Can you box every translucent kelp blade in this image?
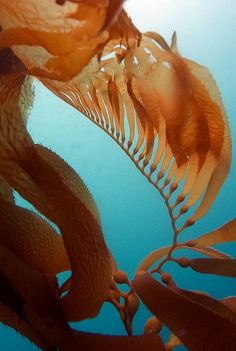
[191,120,231,221]
[132,273,236,351]
[182,58,231,220]
[0,0,125,81]
[74,331,166,351]
[0,198,70,274]
[195,219,236,246]
[99,0,125,33]
[146,34,228,216]
[188,258,236,277]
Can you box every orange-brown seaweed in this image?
[0,1,235,350]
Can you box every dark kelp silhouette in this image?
[0,1,235,350]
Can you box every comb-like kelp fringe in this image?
[41,30,230,237]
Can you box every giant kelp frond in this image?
[0,1,234,350]
[0,1,229,233]
[42,29,231,235]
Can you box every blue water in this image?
[1,1,235,350]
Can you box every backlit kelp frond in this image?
[0,1,230,234]
[0,0,127,81]
[0,1,235,351]
[42,29,231,234]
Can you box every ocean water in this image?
[0,1,235,350]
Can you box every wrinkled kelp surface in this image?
[0,1,235,350]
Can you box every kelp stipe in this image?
[0,1,235,350]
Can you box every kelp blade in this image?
[132,273,236,351]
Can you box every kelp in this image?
[132,273,236,351]
[0,1,235,350]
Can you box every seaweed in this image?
[0,1,235,350]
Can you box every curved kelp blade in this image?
[195,218,236,246]
[132,273,236,351]
[188,258,236,277]
[0,198,70,275]
[9,145,112,322]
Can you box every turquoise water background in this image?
[0,1,235,350]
